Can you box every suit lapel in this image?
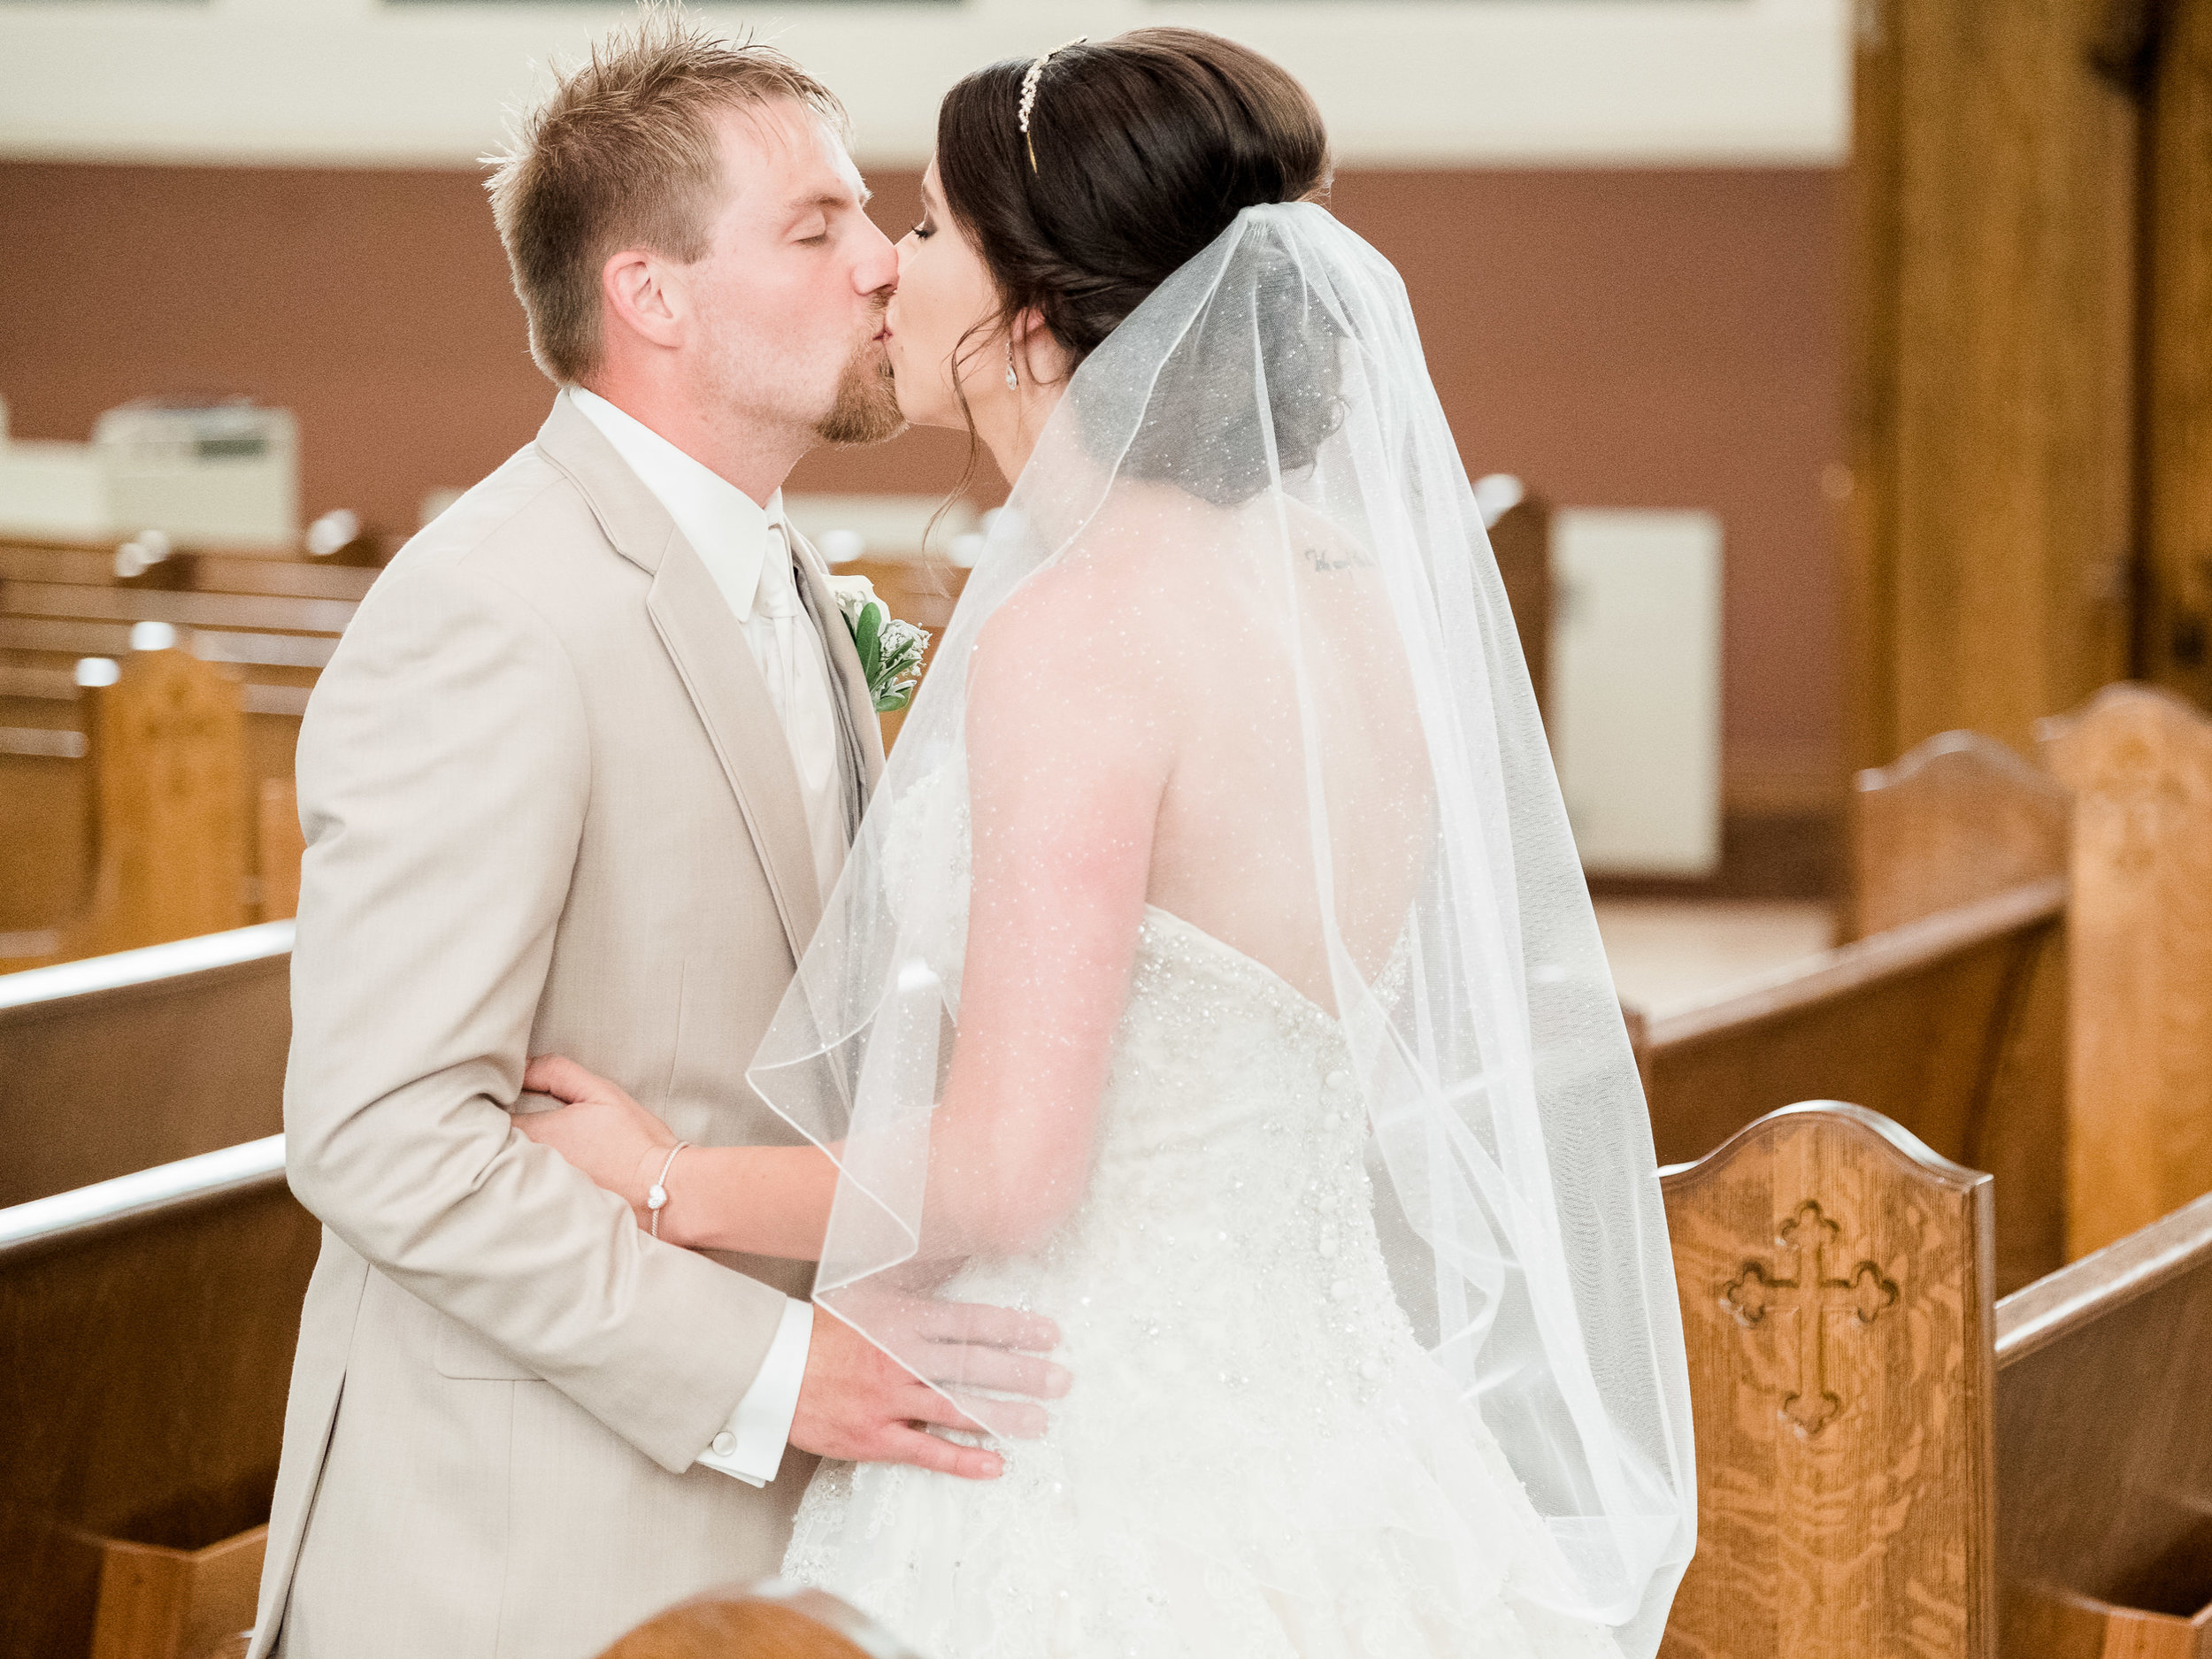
[791,534,888,796]
[535,396,824,963]
[645,546,823,964]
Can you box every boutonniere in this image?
[827,574,929,713]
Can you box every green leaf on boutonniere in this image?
[854,600,883,680]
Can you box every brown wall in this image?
[0,160,1842,801]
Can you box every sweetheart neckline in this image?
[1139,902,1342,1028]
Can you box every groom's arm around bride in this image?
[247,23,1052,1659]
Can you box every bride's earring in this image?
[1004,343,1019,391]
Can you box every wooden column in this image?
[1848,0,2139,767]
[2142,0,2212,707]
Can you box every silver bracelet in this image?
[647,1141,690,1240]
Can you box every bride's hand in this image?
[514,1055,677,1233]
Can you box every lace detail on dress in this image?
[783,908,1624,1659]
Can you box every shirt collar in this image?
[567,387,786,623]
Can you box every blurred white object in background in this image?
[0,395,111,538]
[1548,508,1724,878]
[818,528,865,565]
[127,620,178,653]
[784,493,980,564]
[114,528,173,578]
[93,399,298,550]
[0,394,301,549]
[304,507,361,557]
[1472,472,1525,527]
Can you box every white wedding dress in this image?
[782,905,1623,1659]
[756,204,1694,1659]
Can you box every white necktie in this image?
[755,524,847,899]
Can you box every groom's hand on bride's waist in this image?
[788,1302,1068,1480]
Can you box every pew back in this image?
[1994,1189,2212,1654]
[1848,730,2069,941]
[0,1140,319,1659]
[1659,1102,1996,1659]
[1635,880,2066,1294]
[0,925,292,1208]
[2040,684,2212,1258]
[0,648,261,972]
[595,1583,924,1659]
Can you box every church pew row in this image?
[1847,684,2212,1263]
[0,1135,317,1659]
[1661,1102,2212,1659]
[1630,878,2067,1294]
[0,923,292,1209]
[0,648,278,972]
[557,1103,2212,1658]
[2039,686,2212,1257]
[0,539,381,605]
[595,1582,924,1659]
[1847,728,2070,941]
[1995,1186,2212,1653]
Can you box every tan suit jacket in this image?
[250,396,886,1659]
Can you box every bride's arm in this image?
[511,1056,837,1258]
[918,575,1171,1256]
[518,571,1171,1262]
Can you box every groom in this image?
[250,20,1055,1659]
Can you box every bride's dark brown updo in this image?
[936,28,1333,372]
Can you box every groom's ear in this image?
[601,248,687,353]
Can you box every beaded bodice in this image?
[941,906,1409,1419]
[783,907,1624,1659]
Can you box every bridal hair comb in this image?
[1019,36,1088,173]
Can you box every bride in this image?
[521,27,1694,1657]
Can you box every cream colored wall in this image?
[0,0,1849,168]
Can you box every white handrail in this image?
[0,920,294,1012]
[0,1133,287,1250]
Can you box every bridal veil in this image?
[751,202,1695,1654]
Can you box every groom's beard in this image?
[817,324,905,448]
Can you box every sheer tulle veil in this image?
[751,202,1695,1652]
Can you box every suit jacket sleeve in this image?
[283,558,790,1474]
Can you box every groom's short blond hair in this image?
[487,7,845,384]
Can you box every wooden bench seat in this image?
[0,1136,319,1659]
[596,1582,924,1659]
[1656,1098,2212,1658]
[0,924,292,1208]
[1633,878,2067,1294]
[1995,1187,2212,1655]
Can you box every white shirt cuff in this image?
[694,1296,813,1487]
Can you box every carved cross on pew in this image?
[1722,1201,1901,1436]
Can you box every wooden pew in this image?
[1848,729,2069,941]
[1658,1102,2212,1657]
[1994,1187,2212,1654]
[0,924,292,1208]
[596,1582,924,1659]
[0,644,257,972]
[1,544,348,926]
[1632,879,2067,1294]
[1485,488,1551,723]
[2039,685,2212,1258]
[1659,1102,1996,1656]
[0,1136,319,1659]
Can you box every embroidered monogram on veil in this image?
[784,904,1620,1657]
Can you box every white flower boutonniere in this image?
[828,574,930,713]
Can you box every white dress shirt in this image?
[569,386,841,1486]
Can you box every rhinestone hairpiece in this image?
[1018,35,1088,173]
